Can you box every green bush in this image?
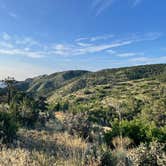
[105,119,166,146]
[9,92,50,128]
[100,151,112,166]
[0,111,18,143]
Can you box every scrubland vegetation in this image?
[0,64,166,165]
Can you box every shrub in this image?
[100,150,112,166]
[111,149,131,166]
[0,111,18,143]
[128,142,166,166]
[10,92,50,128]
[63,112,92,140]
[105,119,166,146]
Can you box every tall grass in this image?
[0,129,88,166]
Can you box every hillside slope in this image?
[14,64,166,126]
[16,70,90,96]
[17,64,166,99]
[45,64,166,127]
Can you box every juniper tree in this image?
[2,77,16,105]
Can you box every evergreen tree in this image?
[2,77,16,105]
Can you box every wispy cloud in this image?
[0,49,44,58]
[53,32,161,56]
[52,40,133,56]
[15,37,41,47]
[129,56,166,64]
[77,42,93,47]
[91,34,115,41]
[92,0,114,16]
[0,1,18,19]
[106,49,144,58]
[133,0,142,7]
[115,52,144,57]
[0,33,44,58]
[0,32,161,58]
[76,37,89,42]
[8,12,17,19]
[92,0,144,15]
[2,32,11,40]
[0,32,164,80]
[76,34,114,42]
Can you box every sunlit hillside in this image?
[0,64,166,165]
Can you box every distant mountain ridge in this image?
[16,70,90,96]
[15,64,166,98]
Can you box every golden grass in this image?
[55,112,66,122]
[55,132,87,150]
[0,129,88,166]
[0,148,37,166]
[112,137,133,150]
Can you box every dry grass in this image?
[0,129,88,166]
[112,137,133,150]
[0,148,37,166]
[55,132,87,150]
[55,112,66,122]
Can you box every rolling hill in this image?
[16,64,166,97]
[12,64,165,125]
[1,64,166,121]
[0,64,166,165]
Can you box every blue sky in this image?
[0,0,166,80]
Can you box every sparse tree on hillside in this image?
[2,77,16,105]
[37,96,48,112]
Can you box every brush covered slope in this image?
[15,64,166,122]
[0,64,166,166]
[16,70,90,96]
[44,64,166,126]
[2,64,166,120]
[15,64,166,127]
[19,64,166,97]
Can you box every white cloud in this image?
[0,32,162,58]
[0,41,13,48]
[2,32,11,40]
[133,0,142,7]
[52,32,161,56]
[92,0,144,15]
[0,48,44,58]
[115,52,144,57]
[76,37,89,42]
[136,32,161,41]
[106,49,116,54]
[106,49,144,58]
[15,37,41,46]
[82,41,133,53]
[0,33,45,58]
[0,31,164,80]
[76,34,114,42]
[76,32,159,44]
[52,40,133,56]
[90,34,114,42]
[93,0,113,16]
[129,56,166,64]
[77,42,93,47]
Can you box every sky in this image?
[0,0,166,80]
